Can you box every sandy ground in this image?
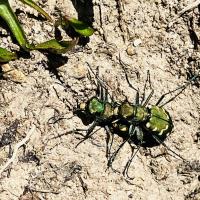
[0,0,200,199]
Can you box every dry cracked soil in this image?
[0,0,200,199]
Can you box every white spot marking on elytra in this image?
[153,127,158,132]
[149,116,153,122]
[146,122,151,128]
[158,125,169,135]
[121,127,127,132]
[159,129,164,135]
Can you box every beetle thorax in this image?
[102,103,114,119]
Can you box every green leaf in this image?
[0,47,17,62]
[59,16,94,37]
[34,39,78,54]
[19,0,52,21]
[0,0,52,51]
[0,0,29,50]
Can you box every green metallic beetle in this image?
[106,60,199,179]
[75,61,199,179]
[112,103,173,142]
[107,100,175,177]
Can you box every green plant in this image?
[0,0,94,62]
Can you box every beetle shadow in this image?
[73,109,95,126]
[45,52,69,83]
[187,17,200,50]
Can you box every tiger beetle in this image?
[106,58,199,179]
[74,60,199,179]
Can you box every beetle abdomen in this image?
[144,105,173,137]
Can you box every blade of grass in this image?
[34,38,78,54]
[0,47,17,62]
[56,16,94,37]
[19,0,52,21]
[67,17,94,36]
[0,0,31,50]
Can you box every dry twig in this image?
[0,125,36,175]
[168,0,200,28]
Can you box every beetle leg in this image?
[104,125,115,159]
[156,71,199,106]
[75,121,99,147]
[123,145,140,180]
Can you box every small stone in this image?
[133,39,142,47]
[1,64,26,83]
[128,193,133,198]
[126,45,136,56]
[2,37,8,44]
[71,64,88,79]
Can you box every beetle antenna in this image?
[156,70,200,106]
[141,70,154,106]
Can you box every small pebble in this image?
[1,64,26,83]
[126,45,136,56]
[71,64,88,79]
[133,39,142,47]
